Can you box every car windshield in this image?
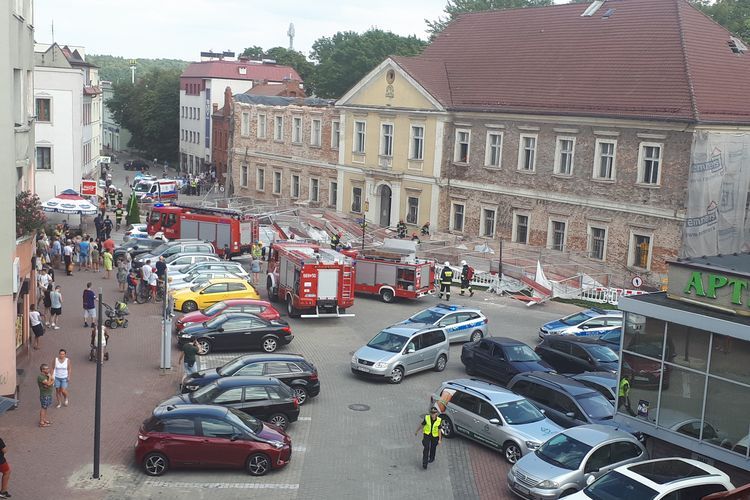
[582,471,658,500]
[205,315,227,329]
[576,393,615,420]
[190,384,222,404]
[217,357,247,376]
[367,330,408,353]
[407,309,444,324]
[203,302,227,316]
[536,433,592,470]
[226,407,263,434]
[599,330,621,344]
[586,345,619,362]
[151,243,171,255]
[560,311,594,326]
[496,399,545,425]
[189,283,205,292]
[134,182,150,192]
[505,344,541,362]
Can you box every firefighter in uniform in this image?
[330,232,341,250]
[116,188,123,206]
[114,204,124,231]
[460,260,474,297]
[438,262,454,301]
[415,408,442,469]
[396,220,407,239]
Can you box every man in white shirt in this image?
[140,260,152,300]
[63,241,74,276]
[37,268,50,307]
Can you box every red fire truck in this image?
[146,203,259,257]
[266,241,355,318]
[347,241,435,303]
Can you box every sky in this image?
[34,0,568,61]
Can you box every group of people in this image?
[122,257,167,303]
[438,260,475,301]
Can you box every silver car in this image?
[351,324,450,384]
[431,379,563,464]
[169,261,249,282]
[169,271,247,291]
[397,303,488,343]
[507,424,647,499]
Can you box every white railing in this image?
[579,287,647,305]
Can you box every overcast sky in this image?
[34,0,568,61]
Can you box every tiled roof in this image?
[395,0,750,124]
[234,94,333,107]
[181,60,301,83]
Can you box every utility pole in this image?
[160,277,172,371]
[93,289,103,479]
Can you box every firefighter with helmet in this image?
[460,260,474,297]
[438,262,454,301]
[330,232,341,250]
[396,220,407,239]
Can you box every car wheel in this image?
[503,441,523,464]
[388,366,404,384]
[246,453,271,476]
[262,336,279,353]
[434,354,447,372]
[292,386,308,405]
[182,300,197,313]
[143,452,169,476]
[440,416,455,438]
[380,288,395,303]
[268,413,289,429]
[470,330,483,343]
[286,296,300,318]
[196,338,212,355]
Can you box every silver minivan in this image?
[351,324,450,384]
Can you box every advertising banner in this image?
[81,180,97,196]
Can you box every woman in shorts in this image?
[49,285,62,330]
[30,304,44,350]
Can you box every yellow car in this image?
[172,278,259,313]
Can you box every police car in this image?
[396,304,488,343]
[539,308,622,340]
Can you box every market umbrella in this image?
[41,189,98,216]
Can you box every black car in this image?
[160,376,299,429]
[570,371,617,405]
[114,239,163,264]
[461,337,555,386]
[535,336,619,374]
[181,353,320,404]
[124,159,150,171]
[596,329,621,350]
[507,371,614,428]
[177,312,292,355]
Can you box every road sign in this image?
[631,276,643,288]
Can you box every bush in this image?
[16,191,46,237]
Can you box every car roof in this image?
[547,337,617,348]
[562,424,636,446]
[205,277,251,284]
[513,371,600,397]
[229,353,306,364]
[482,337,529,347]
[583,308,622,317]
[154,403,228,419]
[383,323,442,336]
[213,312,264,321]
[619,458,728,488]
[443,378,525,405]
[427,303,482,314]
[571,372,617,384]
[214,376,282,388]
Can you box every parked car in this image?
[656,409,732,449]
[540,308,622,340]
[113,238,163,264]
[135,404,291,476]
[136,240,215,263]
[169,271,247,291]
[123,223,149,241]
[507,372,615,428]
[396,303,488,343]
[176,299,280,333]
[507,424,647,499]
[169,265,248,287]
[172,278,260,313]
[163,252,221,271]
[569,457,734,500]
[535,336,619,375]
[461,337,554,386]
[180,353,319,404]
[176,312,292,354]
[124,159,150,171]
[570,372,617,405]
[596,329,621,350]
[159,376,299,429]
[431,379,562,463]
[169,260,248,279]
[351,324,450,384]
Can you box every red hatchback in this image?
[135,404,292,476]
[175,299,281,332]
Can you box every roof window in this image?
[581,0,605,17]
[238,67,247,75]
[728,37,747,55]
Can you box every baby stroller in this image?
[103,301,129,329]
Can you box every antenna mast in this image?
[287,23,295,51]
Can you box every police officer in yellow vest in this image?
[618,371,633,415]
[438,262,454,301]
[415,408,442,469]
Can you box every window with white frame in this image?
[589,226,607,261]
[36,98,51,122]
[451,203,465,232]
[329,181,338,206]
[380,123,393,156]
[410,125,424,160]
[36,146,52,170]
[240,165,248,187]
[292,117,302,143]
[331,121,340,149]
[481,208,496,237]
[513,213,529,244]
[241,112,251,136]
[273,171,282,194]
[518,134,537,171]
[274,116,284,141]
[485,132,503,168]
[351,186,362,213]
[548,220,567,251]
[629,232,652,270]
[454,130,470,163]
[257,114,267,139]
[291,174,300,198]
[354,121,366,154]
[554,137,575,175]
[311,119,321,146]
[406,196,419,224]
[638,143,662,185]
[256,168,265,191]
[594,139,617,180]
[310,178,319,202]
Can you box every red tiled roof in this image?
[395,0,750,124]
[181,60,301,83]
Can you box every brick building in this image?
[211,87,233,188]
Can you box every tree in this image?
[264,47,316,87]
[691,0,750,43]
[240,46,264,60]
[16,191,46,237]
[86,55,188,85]
[308,29,426,99]
[426,0,554,37]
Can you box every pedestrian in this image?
[178,339,200,375]
[82,282,96,327]
[90,238,100,273]
[223,244,230,260]
[459,260,474,297]
[0,436,11,498]
[421,221,430,237]
[52,349,70,408]
[116,261,128,292]
[125,174,130,187]
[114,204,124,231]
[38,364,54,427]
[30,304,45,350]
[36,267,50,307]
[438,262,454,301]
[103,216,113,240]
[397,220,407,239]
[102,249,113,279]
[50,285,62,330]
[155,255,167,280]
[147,267,158,302]
[127,270,138,303]
[42,283,53,325]
[78,236,90,271]
[618,370,633,415]
[102,237,115,255]
[63,240,73,276]
[415,407,442,469]
[50,237,61,269]
[251,257,261,285]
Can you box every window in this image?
[311,119,321,146]
[554,137,575,175]
[589,226,607,260]
[518,134,537,171]
[549,220,567,251]
[240,165,248,187]
[513,213,529,244]
[83,102,91,125]
[310,178,319,202]
[485,132,503,168]
[292,117,302,143]
[380,123,393,156]
[163,418,196,436]
[36,146,52,170]
[481,208,496,238]
[200,418,236,439]
[329,181,338,206]
[629,233,652,269]
[256,168,265,191]
[351,186,362,213]
[213,388,243,404]
[406,196,419,224]
[451,203,465,232]
[354,121,366,154]
[594,139,616,180]
[410,125,424,160]
[273,171,282,194]
[274,116,284,140]
[241,112,250,136]
[638,143,662,185]
[236,363,264,376]
[36,98,51,122]
[257,113,267,139]
[291,174,300,198]
[454,129,470,163]
[331,121,340,149]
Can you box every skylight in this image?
[729,37,747,55]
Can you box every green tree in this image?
[426,0,554,37]
[125,192,140,225]
[265,47,316,87]
[87,55,188,84]
[106,68,180,162]
[308,29,426,99]
[691,0,750,43]
[240,45,265,60]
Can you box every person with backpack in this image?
[460,260,474,297]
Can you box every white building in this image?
[34,43,102,201]
[179,53,301,175]
[101,80,131,152]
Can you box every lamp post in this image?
[93,289,103,479]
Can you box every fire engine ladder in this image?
[300,267,356,318]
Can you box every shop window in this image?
[710,333,750,386]
[704,377,750,457]
[655,366,706,434]
[665,324,709,372]
[624,316,666,361]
